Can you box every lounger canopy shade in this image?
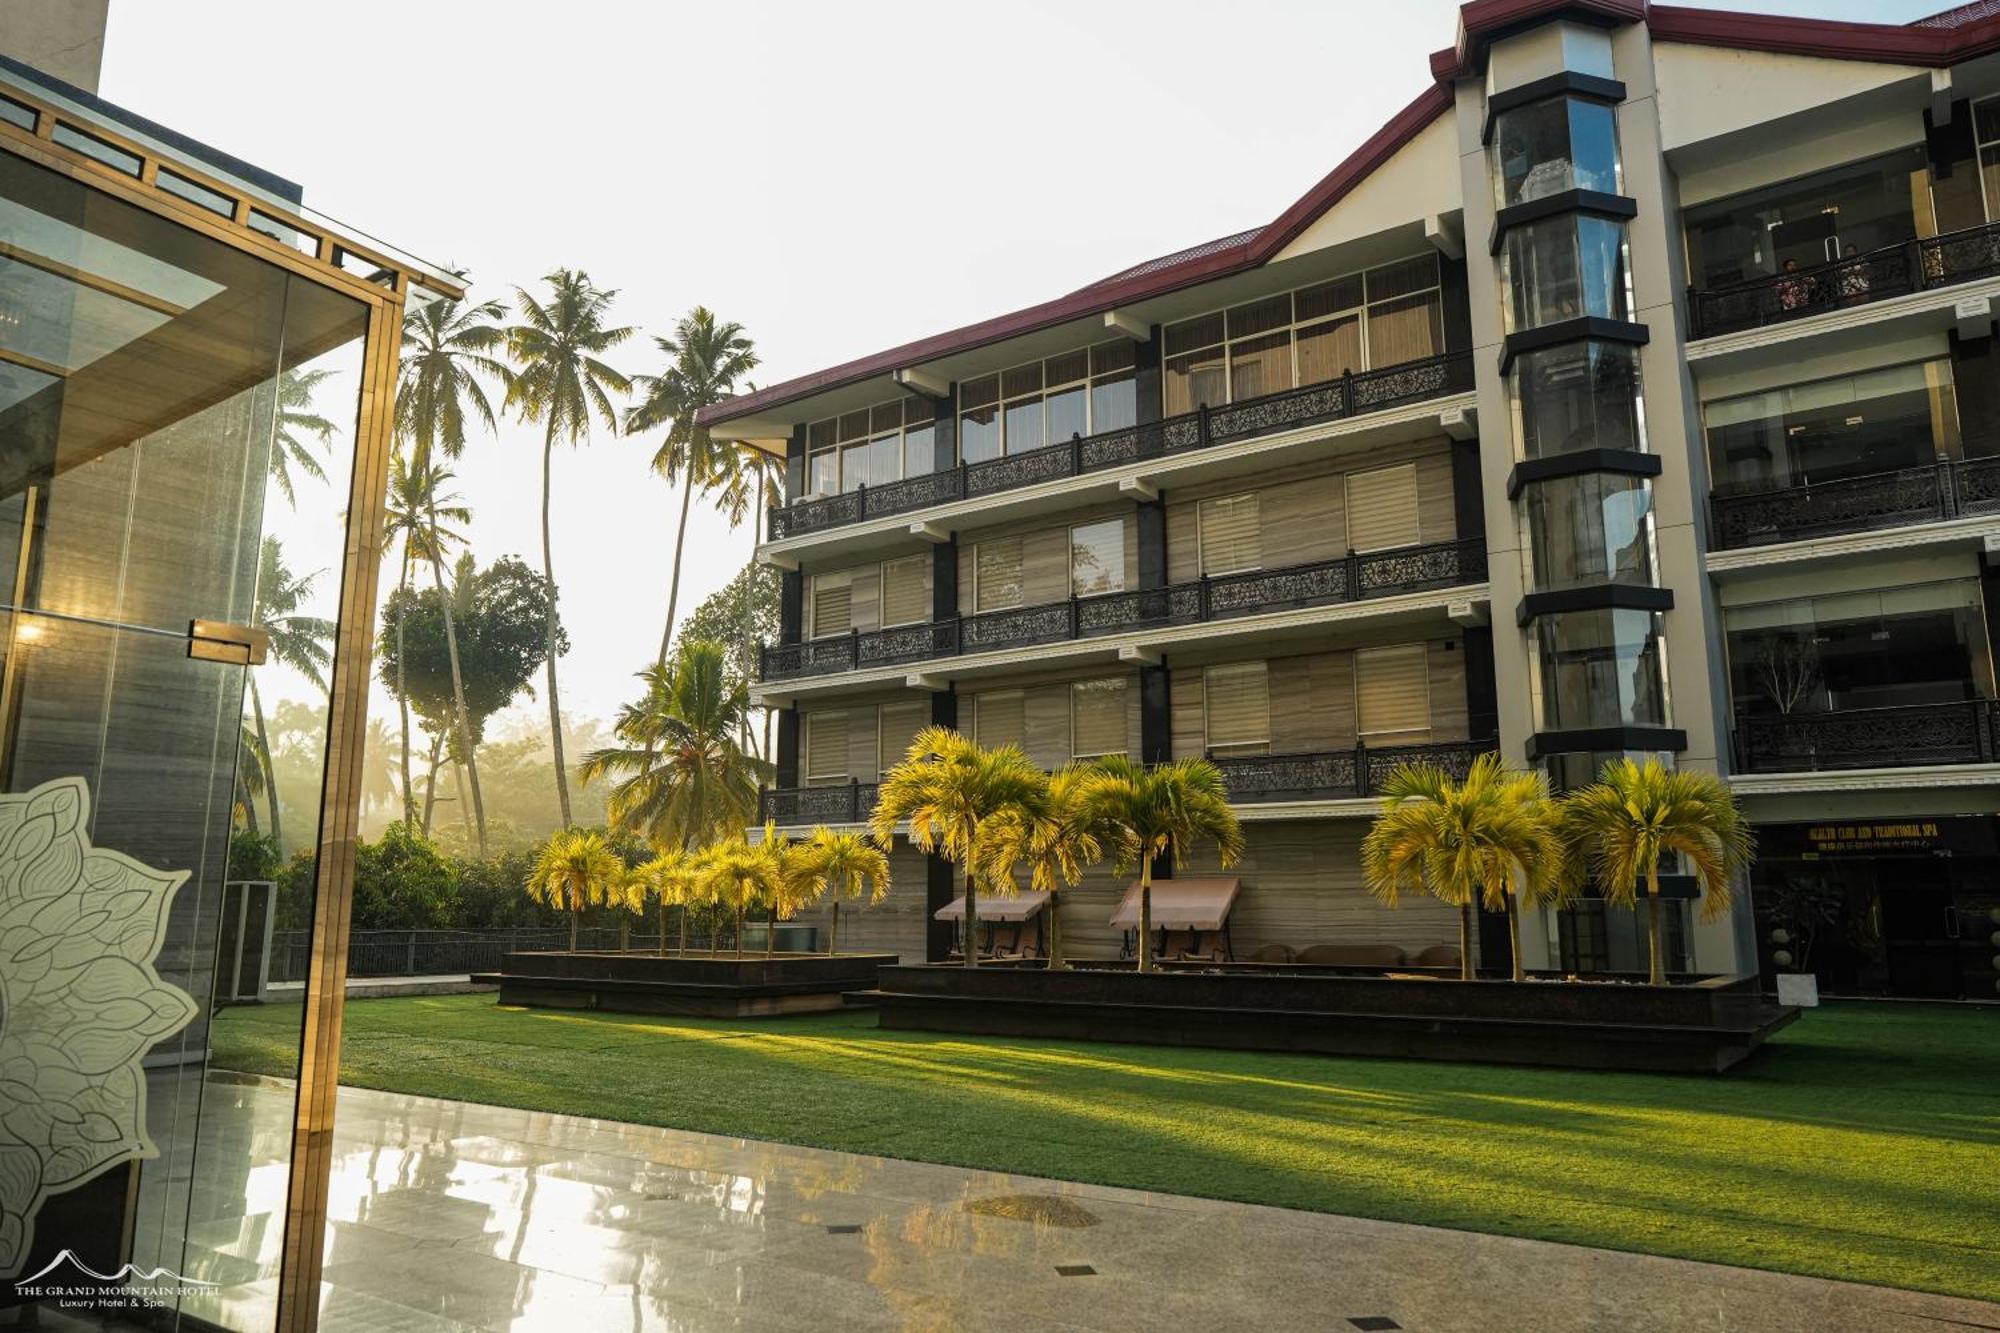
[934,891,1050,922]
[1109,878,1241,931]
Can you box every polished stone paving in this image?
[164,1078,2000,1333]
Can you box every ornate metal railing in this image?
[1733,700,1999,774]
[766,350,1474,540]
[1214,738,1490,804]
[1687,220,2000,339]
[1709,456,2000,550]
[760,780,881,826]
[760,537,1487,681]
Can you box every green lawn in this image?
[213,995,2000,1304]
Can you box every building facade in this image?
[705,0,2000,1002]
[0,16,455,1330]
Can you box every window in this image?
[805,398,935,497]
[804,711,850,785]
[1204,662,1271,757]
[973,690,1025,750]
[1502,214,1632,331]
[1702,359,1960,496]
[1682,146,1926,291]
[1070,518,1127,596]
[808,570,857,638]
[1198,493,1262,575]
[1356,645,1431,739]
[1345,464,1421,552]
[881,555,931,627]
[1512,340,1645,458]
[1492,96,1621,208]
[1533,608,1669,731]
[878,701,929,776]
[957,342,1137,465]
[1524,472,1655,591]
[1163,255,1444,414]
[1071,678,1129,760]
[974,536,1025,612]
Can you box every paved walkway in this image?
[174,1081,2000,1333]
[265,973,495,1001]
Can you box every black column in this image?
[1927,100,1983,234]
[1136,498,1166,590]
[932,539,958,622]
[1463,625,1498,742]
[1136,331,1162,425]
[775,708,800,789]
[1450,434,1485,541]
[929,689,957,731]
[779,569,803,644]
[784,422,806,505]
[930,394,956,472]
[1440,255,1473,353]
[926,852,957,962]
[1139,664,1171,764]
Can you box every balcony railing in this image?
[767,351,1475,540]
[758,738,1494,823]
[760,536,1487,682]
[1709,456,2000,551]
[1733,700,2000,774]
[1687,220,2000,339]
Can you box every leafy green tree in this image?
[624,308,759,666]
[578,639,765,852]
[1562,758,1753,985]
[1081,756,1245,974]
[871,727,1045,969]
[352,823,463,929]
[503,269,633,828]
[681,561,781,688]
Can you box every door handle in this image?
[188,619,269,666]
[1944,906,1961,940]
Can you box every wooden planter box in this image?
[476,950,899,1018]
[861,964,1798,1073]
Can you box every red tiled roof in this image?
[1912,0,2000,28]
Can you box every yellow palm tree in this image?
[1362,753,1568,982]
[525,828,627,951]
[1562,757,1754,985]
[870,727,1046,968]
[791,827,892,955]
[973,765,1105,969]
[696,834,783,958]
[633,848,701,956]
[1080,756,1244,974]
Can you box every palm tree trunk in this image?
[1047,893,1064,970]
[963,865,979,969]
[828,901,840,955]
[1646,864,1664,986]
[249,674,281,855]
[541,422,574,828]
[1138,862,1154,974]
[421,733,443,837]
[658,897,669,957]
[396,551,415,827]
[734,903,745,959]
[1507,896,1525,983]
[659,465,697,667]
[766,901,776,957]
[1458,900,1474,981]
[451,752,475,846]
[429,551,488,854]
[677,903,689,956]
[568,902,579,952]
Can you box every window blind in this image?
[975,537,1025,612]
[1071,678,1129,759]
[1204,663,1270,756]
[809,571,852,637]
[1356,645,1431,737]
[877,701,928,775]
[973,691,1026,751]
[1070,519,1127,596]
[804,711,850,784]
[1346,463,1420,552]
[1199,493,1262,575]
[881,555,930,627]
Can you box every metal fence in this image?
[267,924,821,983]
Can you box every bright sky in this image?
[101,0,1938,729]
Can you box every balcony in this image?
[767,351,1475,541]
[757,737,1494,825]
[1708,457,2000,551]
[760,537,1487,683]
[1732,700,2000,774]
[1686,221,2000,340]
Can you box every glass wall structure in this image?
[1682,147,1928,290]
[1703,359,1961,495]
[0,71,446,1332]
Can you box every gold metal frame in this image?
[1,76,449,1333]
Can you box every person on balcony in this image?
[1837,244,1871,305]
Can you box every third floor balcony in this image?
[1709,456,2000,552]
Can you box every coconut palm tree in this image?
[791,828,891,955]
[871,727,1046,968]
[1562,757,1754,986]
[247,537,334,854]
[1080,756,1244,974]
[503,269,633,829]
[578,639,766,851]
[525,828,627,951]
[624,308,759,666]
[397,292,509,464]
[974,765,1104,969]
[1362,753,1568,982]
[267,366,338,507]
[695,835,783,958]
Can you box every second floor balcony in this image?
[760,536,1487,684]
[1733,699,2000,774]
[1709,456,2000,551]
[765,351,1474,542]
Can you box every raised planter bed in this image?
[860,963,1798,1073]
[476,950,899,1018]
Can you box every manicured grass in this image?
[212,995,2000,1303]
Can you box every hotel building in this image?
[703,0,2000,1003]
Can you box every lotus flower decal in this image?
[0,778,198,1277]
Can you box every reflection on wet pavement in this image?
[166,1076,2000,1332]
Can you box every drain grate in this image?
[825,1224,862,1235]
[1054,1264,1096,1277]
[1347,1319,1401,1331]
